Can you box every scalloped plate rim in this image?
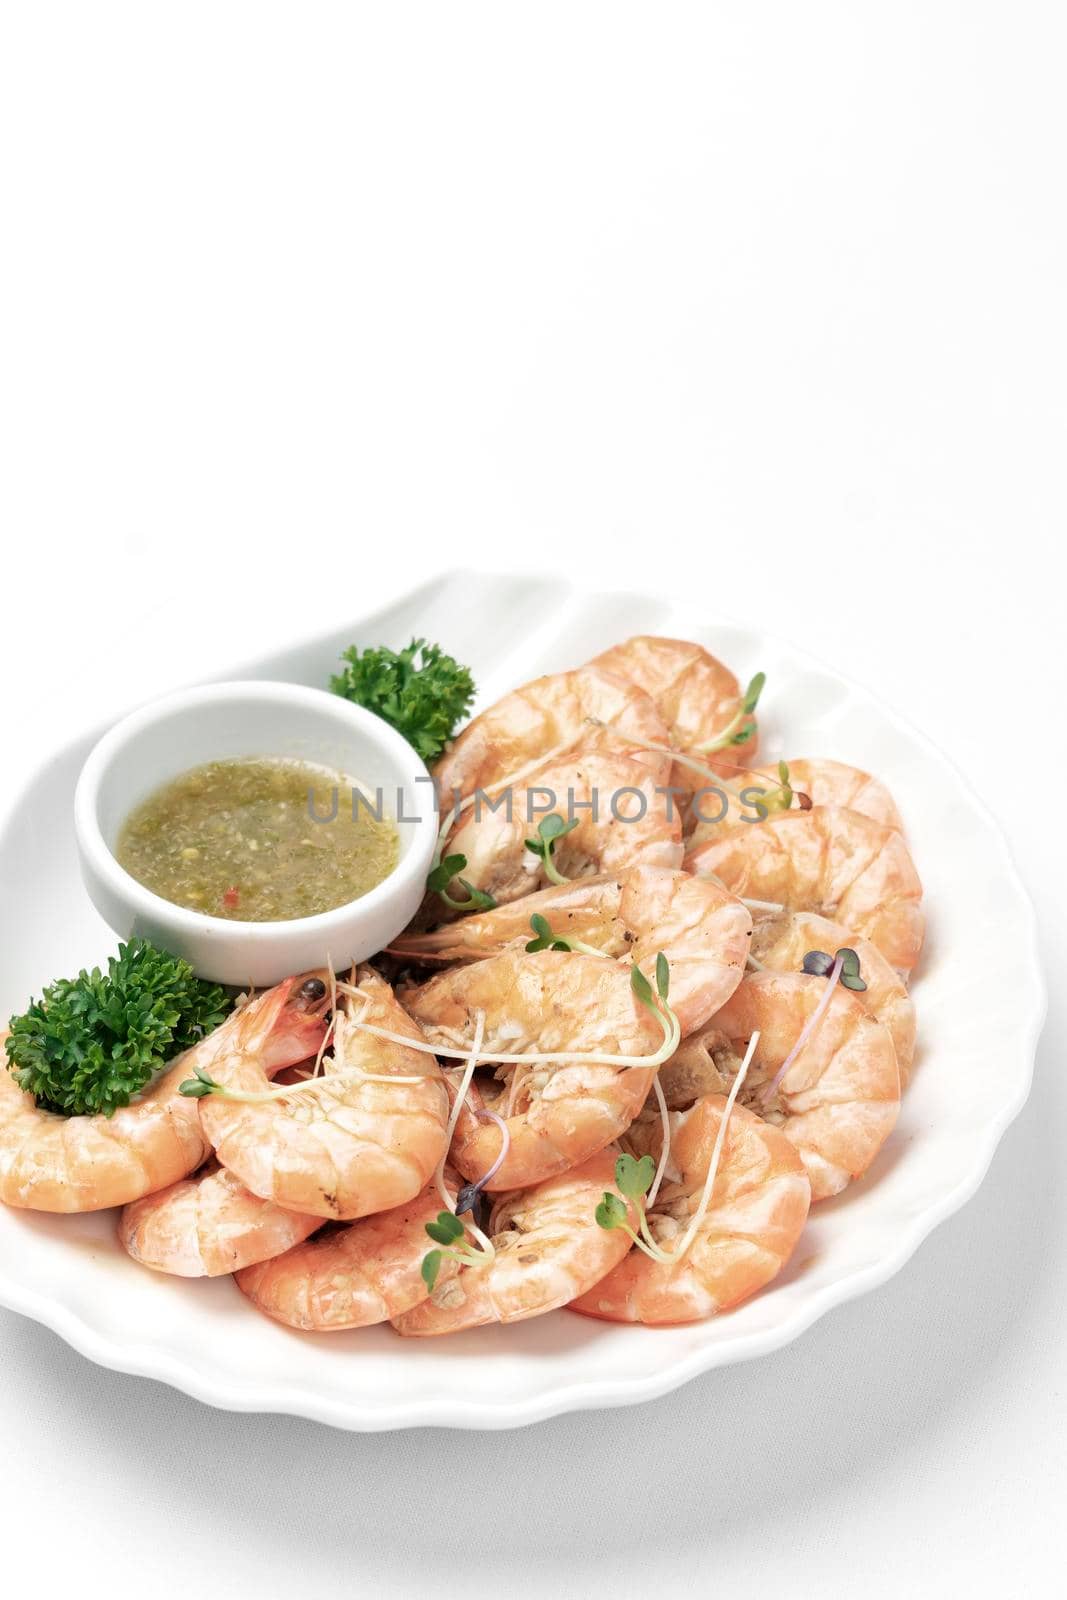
[0,571,1045,1430]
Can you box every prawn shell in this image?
[235,1180,458,1331]
[750,909,917,1085]
[714,970,902,1201]
[686,804,924,973]
[396,865,752,1038]
[428,750,683,919]
[200,968,449,1221]
[392,1149,633,1336]
[570,1097,811,1325]
[119,1161,320,1277]
[0,1054,210,1213]
[588,634,758,789]
[404,949,667,1191]
[0,976,329,1213]
[687,758,904,846]
[432,664,671,801]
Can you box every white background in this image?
[1,4,1064,1596]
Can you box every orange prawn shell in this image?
[570,1096,810,1325]
[751,909,917,1085]
[200,968,449,1221]
[686,804,924,973]
[589,634,758,790]
[403,949,667,1191]
[393,1149,634,1336]
[687,758,904,846]
[0,978,329,1214]
[432,751,683,917]
[236,1180,458,1331]
[397,865,752,1039]
[118,1161,320,1277]
[713,970,901,1200]
[432,664,671,801]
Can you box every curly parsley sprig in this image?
[330,637,475,762]
[5,939,232,1118]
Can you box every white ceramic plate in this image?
[0,572,1044,1430]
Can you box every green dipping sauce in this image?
[116,758,399,922]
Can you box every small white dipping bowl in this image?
[74,681,439,986]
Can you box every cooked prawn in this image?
[200,967,449,1220]
[397,863,751,1034]
[392,1149,634,1336]
[429,751,682,916]
[661,970,900,1200]
[119,1160,320,1277]
[432,663,670,802]
[686,804,924,973]
[688,757,904,845]
[750,909,916,1084]
[236,1179,458,1330]
[0,977,330,1213]
[402,949,669,1191]
[570,1095,810,1324]
[588,634,758,791]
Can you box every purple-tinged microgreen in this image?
[757,954,847,1109]
[453,1106,511,1227]
[524,814,579,885]
[426,853,497,912]
[426,1008,498,1283]
[802,946,867,992]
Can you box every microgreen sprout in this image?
[802,946,866,991]
[525,913,604,958]
[695,672,766,754]
[179,1067,222,1099]
[594,1152,666,1257]
[758,761,794,817]
[421,1210,489,1290]
[426,853,497,912]
[647,1074,672,1207]
[524,814,579,885]
[628,955,681,1068]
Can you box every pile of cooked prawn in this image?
[0,636,922,1333]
